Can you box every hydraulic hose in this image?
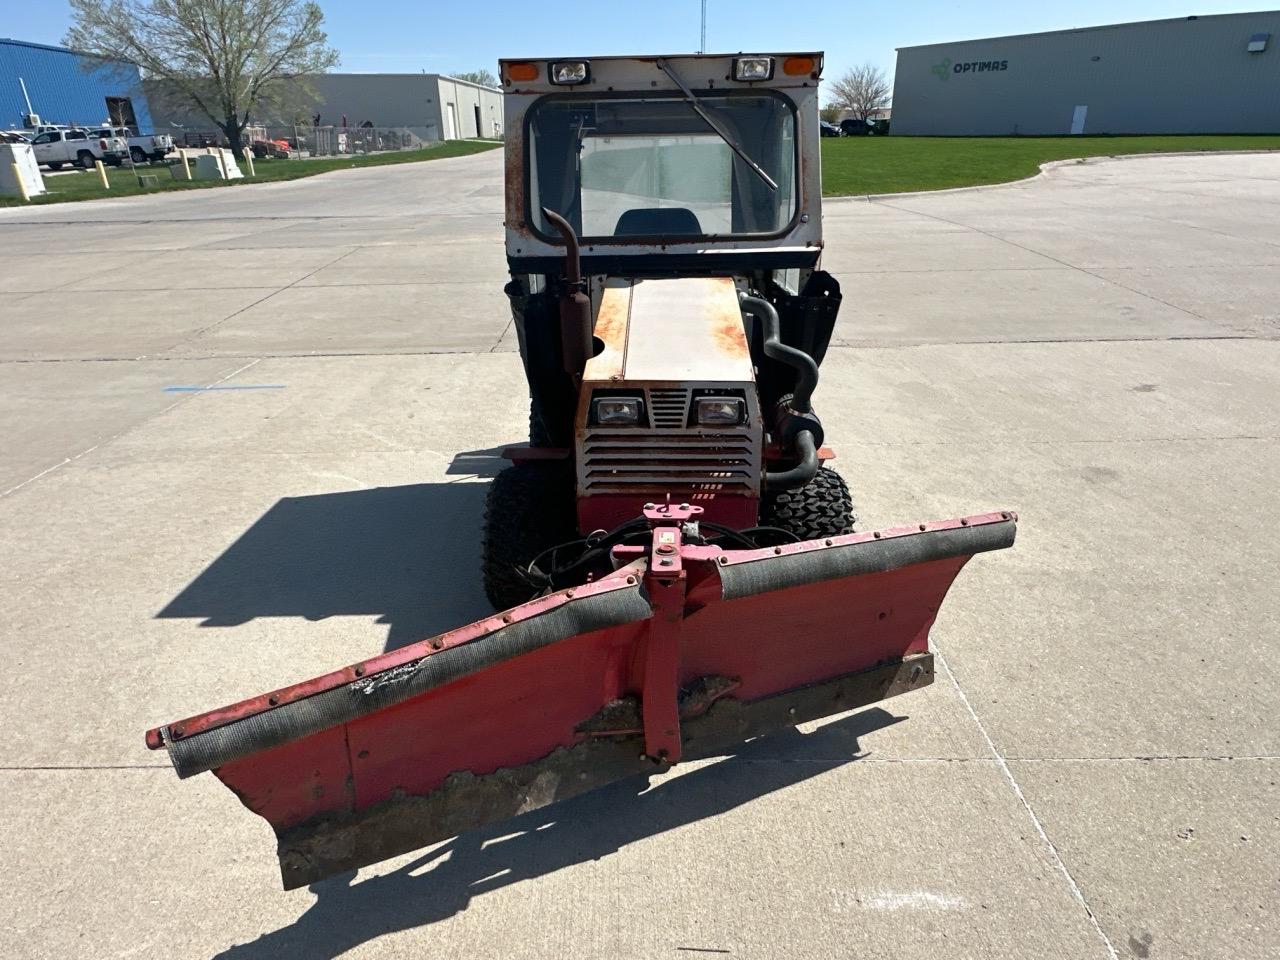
[764,429,819,490]
[739,293,818,413]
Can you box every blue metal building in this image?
[1,38,154,132]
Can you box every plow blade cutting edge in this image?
[146,509,1016,888]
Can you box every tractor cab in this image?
[497,54,845,600]
[501,53,824,277]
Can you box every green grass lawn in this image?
[2,139,502,208]
[11,133,1277,208]
[821,135,1280,196]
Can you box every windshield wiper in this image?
[655,58,779,193]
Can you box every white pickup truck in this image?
[91,126,176,164]
[28,127,129,170]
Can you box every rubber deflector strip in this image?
[717,520,1017,601]
[166,586,652,778]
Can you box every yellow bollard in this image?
[95,160,110,190]
[241,146,256,176]
[178,148,192,180]
[10,162,30,202]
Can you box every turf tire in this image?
[482,460,575,611]
[762,466,856,541]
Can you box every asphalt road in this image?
[1,150,1277,960]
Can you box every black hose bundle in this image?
[521,519,802,592]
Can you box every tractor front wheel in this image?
[762,466,856,541]
[482,460,575,611]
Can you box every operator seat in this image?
[614,207,703,237]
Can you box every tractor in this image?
[145,52,1016,889]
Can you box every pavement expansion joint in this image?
[0,357,262,501]
[172,248,364,348]
[936,649,1122,960]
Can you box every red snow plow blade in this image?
[146,507,1015,889]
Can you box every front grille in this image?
[581,431,758,493]
[647,389,689,429]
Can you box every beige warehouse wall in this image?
[432,78,503,139]
[892,11,1280,136]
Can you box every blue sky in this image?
[3,0,1266,95]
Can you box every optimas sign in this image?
[931,57,1010,80]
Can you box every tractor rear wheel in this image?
[762,467,856,541]
[482,460,575,611]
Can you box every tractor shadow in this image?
[157,479,493,652]
[212,708,904,960]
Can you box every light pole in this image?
[699,0,707,53]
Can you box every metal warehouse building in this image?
[1,38,153,132]
[306,74,503,140]
[891,11,1280,136]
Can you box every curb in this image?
[823,148,1280,203]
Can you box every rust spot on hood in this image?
[708,282,749,358]
[583,282,632,381]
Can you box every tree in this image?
[819,104,841,124]
[828,63,891,122]
[452,69,498,88]
[65,0,339,157]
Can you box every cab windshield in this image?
[527,93,797,242]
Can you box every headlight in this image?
[550,61,590,85]
[733,56,774,81]
[695,397,745,426]
[592,397,642,425]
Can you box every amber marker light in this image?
[506,62,539,82]
[783,56,816,76]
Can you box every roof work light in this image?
[733,56,774,81]
[550,61,591,84]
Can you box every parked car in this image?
[819,120,843,137]
[91,126,175,164]
[839,117,890,137]
[29,127,129,169]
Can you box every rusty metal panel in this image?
[623,277,752,382]
[573,279,764,526]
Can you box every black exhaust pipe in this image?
[541,207,593,379]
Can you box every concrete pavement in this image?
[1,150,1277,959]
